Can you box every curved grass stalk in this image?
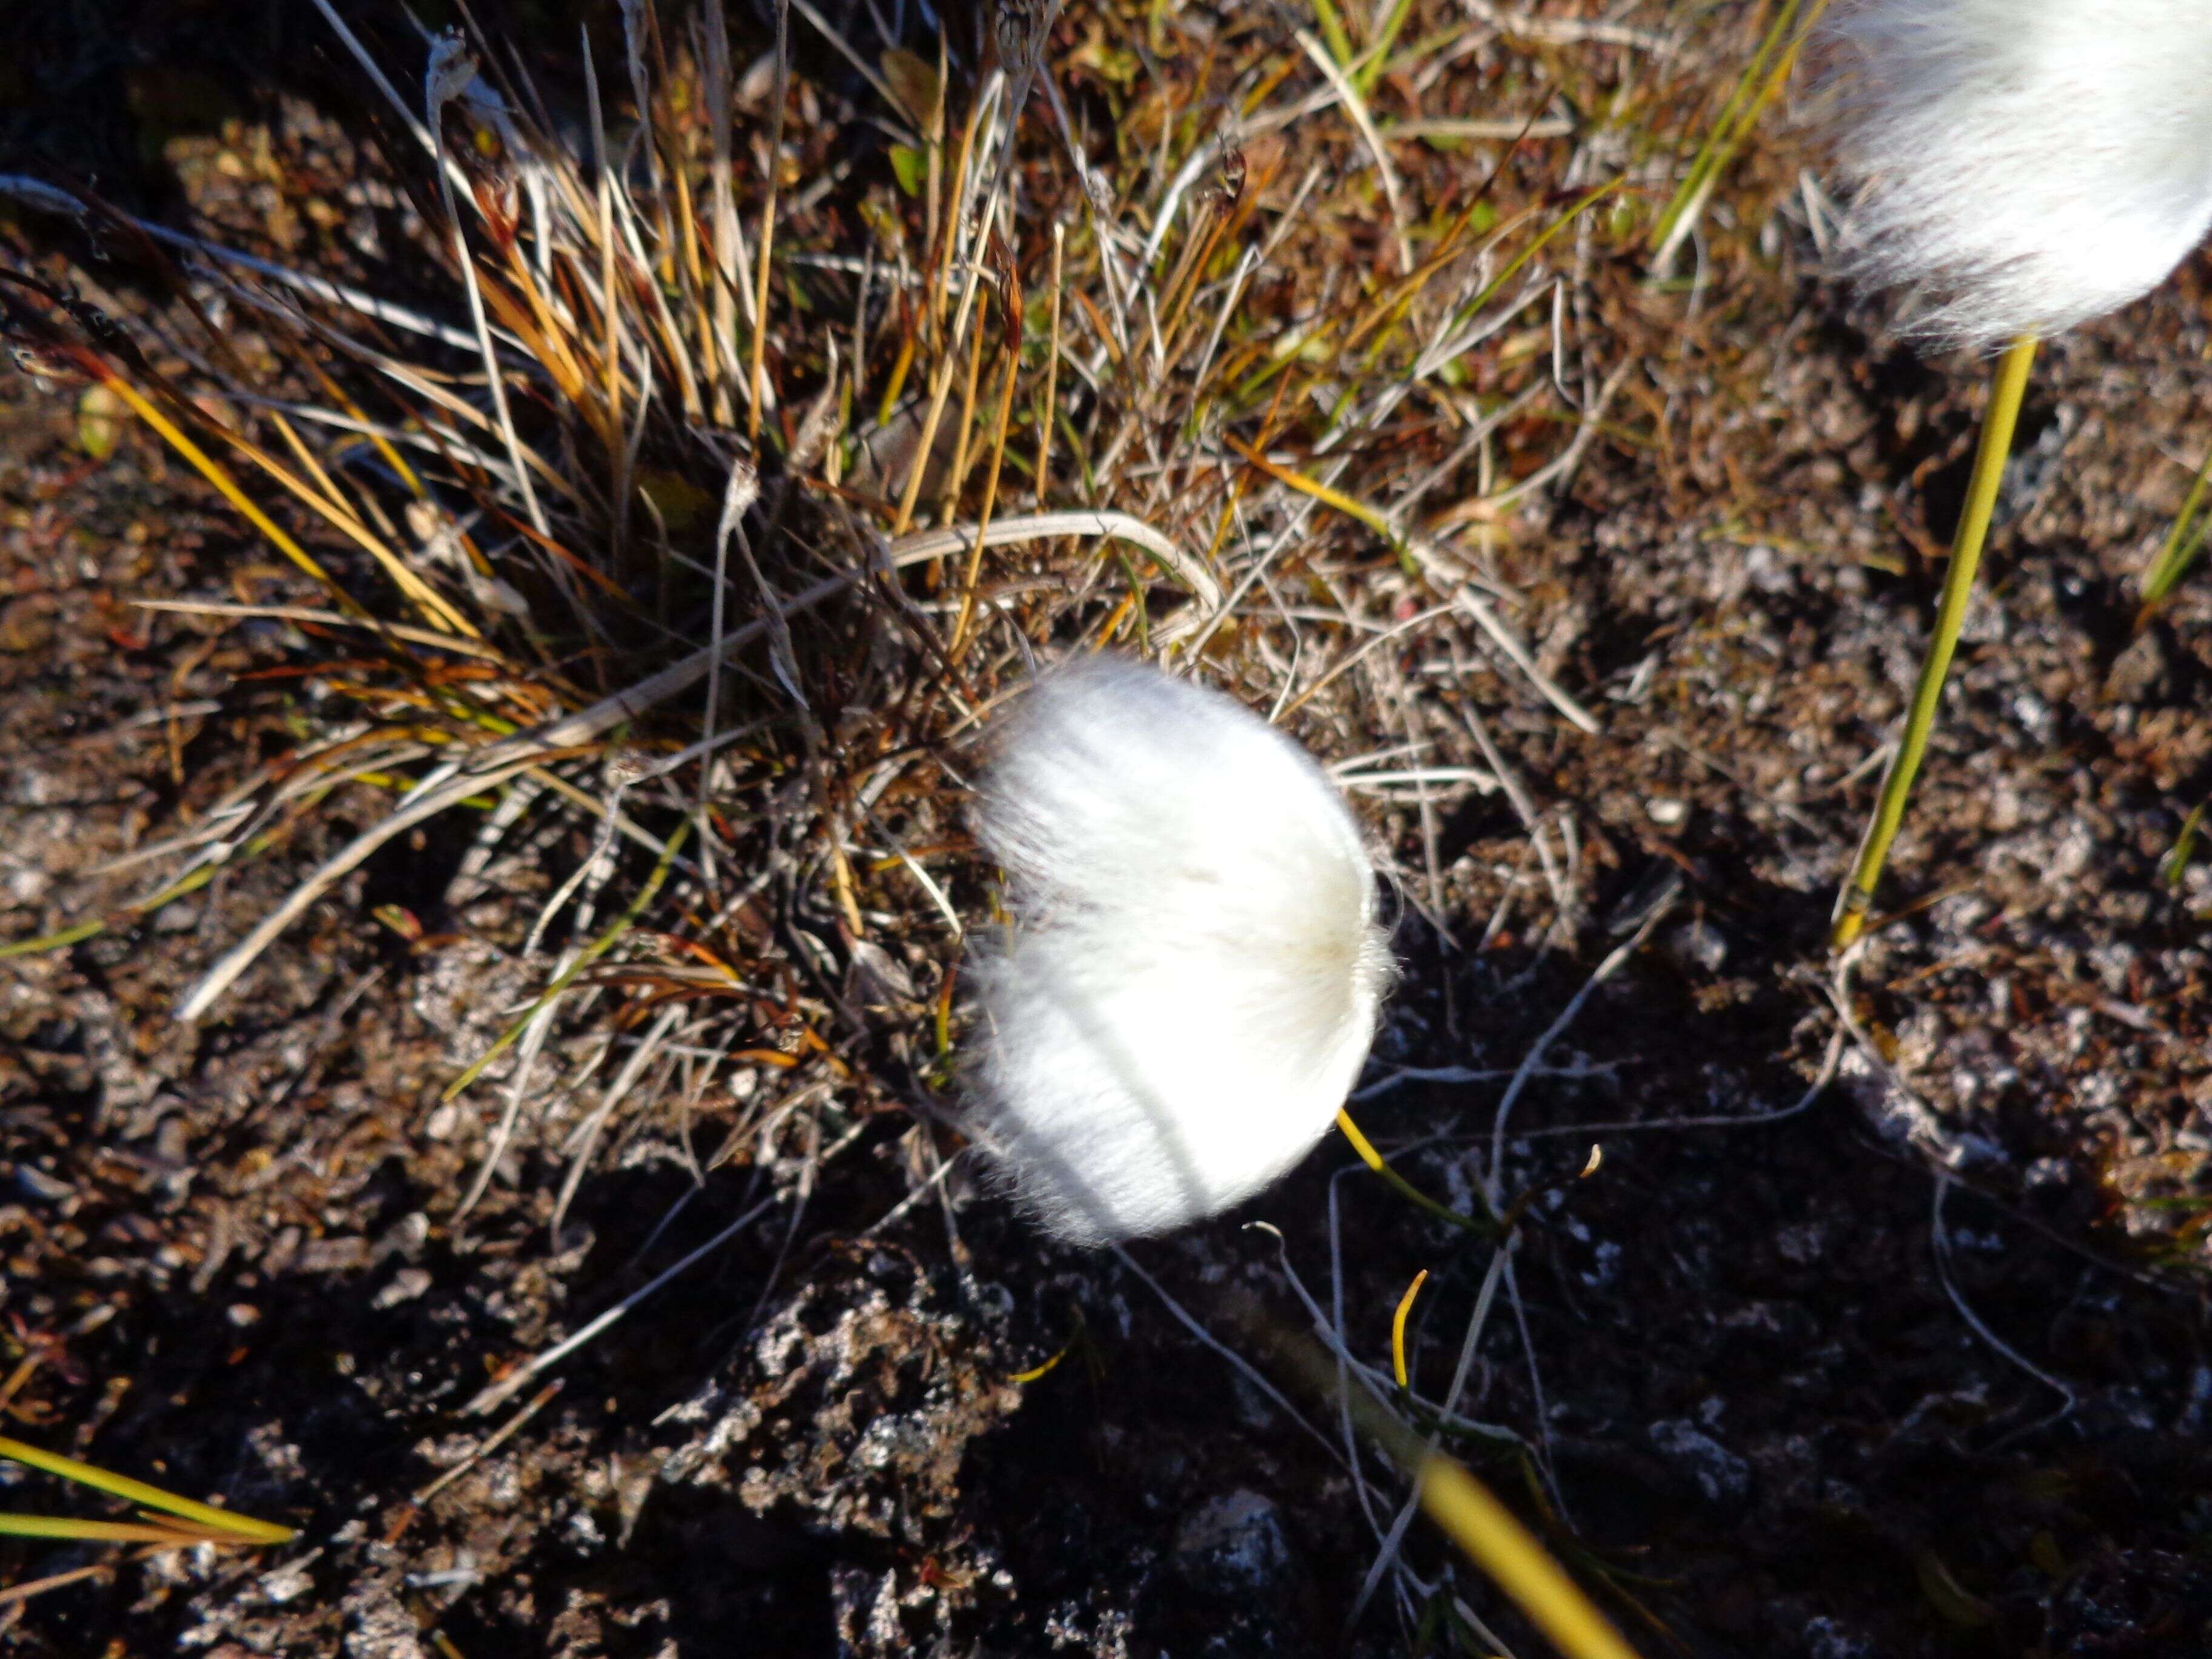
[1390,1268,1429,1387]
[1335,1108,1493,1235]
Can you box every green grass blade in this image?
[1309,0,1355,70]
[2139,443,2212,615]
[0,1514,227,1545]
[442,814,694,1101]
[0,917,108,962]
[1352,0,1418,95]
[0,1435,295,1545]
[1648,0,1828,267]
[0,827,284,961]
[2160,802,2207,888]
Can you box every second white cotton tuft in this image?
[1818,0,2212,347]
[967,658,1393,1245]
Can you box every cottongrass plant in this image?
[968,657,1655,1659]
[0,0,1645,1239]
[967,657,1393,1244]
[1817,0,2212,943]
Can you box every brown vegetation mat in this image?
[4,1,2212,1654]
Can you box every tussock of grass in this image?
[1,0,1689,1146]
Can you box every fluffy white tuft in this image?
[1818,0,2212,347]
[965,658,1393,1246]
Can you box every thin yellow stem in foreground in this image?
[1831,333,2039,949]
[1415,1455,1644,1659]
[1276,1333,1644,1659]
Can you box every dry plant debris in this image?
[2,0,2212,1654]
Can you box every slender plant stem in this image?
[1414,1455,1644,1659]
[1272,1333,1646,1659]
[2139,438,2212,621]
[1335,1109,1493,1235]
[748,0,790,442]
[1831,333,2039,949]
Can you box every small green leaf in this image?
[889,144,927,199]
[2161,801,2207,888]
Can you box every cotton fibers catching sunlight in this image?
[966,659,1395,1245]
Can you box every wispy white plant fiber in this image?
[967,659,1393,1245]
[1819,0,2212,347]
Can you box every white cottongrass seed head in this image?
[965,657,1394,1246]
[1817,0,2212,348]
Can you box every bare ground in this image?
[6,3,2212,1657]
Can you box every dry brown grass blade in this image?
[951,340,1024,655]
[1035,223,1065,508]
[940,286,995,528]
[747,0,791,439]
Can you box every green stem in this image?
[1648,0,1825,263]
[1336,1108,1496,1236]
[0,917,107,962]
[2139,438,2212,617]
[0,1515,227,1544]
[1309,0,1356,70]
[1352,0,1417,95]
[1831,334,2039,949]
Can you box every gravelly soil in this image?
[7,5,2212,1658]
